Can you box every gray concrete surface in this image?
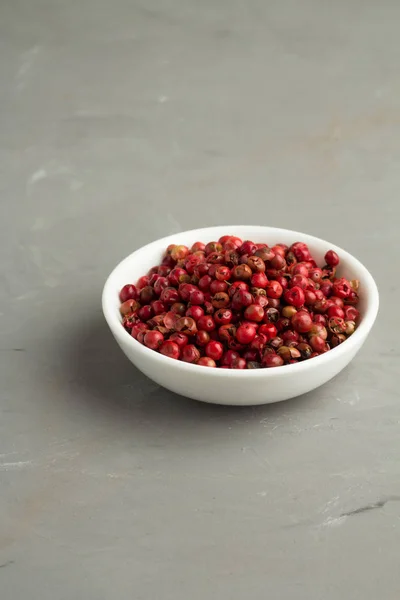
[0,1,399,598]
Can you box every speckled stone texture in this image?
[0,1,398,598]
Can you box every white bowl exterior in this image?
[103,226,379,405]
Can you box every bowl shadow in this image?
[59,311,326,438]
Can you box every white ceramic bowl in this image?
[102,226,379,406]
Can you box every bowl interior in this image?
[104,226,374,329]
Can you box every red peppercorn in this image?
[215,265,231,281]
[274,274,289,290]
[197,315,216,332]
[314,299,328,314]
[162,311,178,330]
[161,253,175,268]
[218,324,236,342]
[227,337,245,352]
[179,283,197,301]
[160,287,180,305]
[255,246,275,262]
[309,335,326,353]
[290,274,309,290]
[243,349,258,362]
[144,330,164,350]
[137,276,150,290]
[194,263,209,278]
[214,308,233,326]
[270,254,286,271]
[283,286,305,308]
[253,294,268,308]
[303,289,317,306]
[209,279,228,295]
[198,275,212,291]
[120,284,138,303]
[170,245,189,261]
[267,298,280,309]
[264,307,279,323]
[123,315,137,331]
[221,350,240,367]
[327,305,345,319]
[266,280,283,299]
[251,272,268,288]
[232,264,253,281]
[203,301,214,315]
[332,278,352,299]
[328,316,347,334]
[313,314,327,326]
[290,242,312,262]
[120,299,140,316]
[309,267,322,283]
[231,288,253,311]
[344,306,360,321]
[181,344,200,363]
[169,332,189,348]
[140,286,156,304]
[228,281,248,298]
[188,289,205,305]
[157,265,171,277]
[282,330,300,344]
[205,241,223,255]
[345,321,356,335]
[137,305,153,321]
[168,267,190,287]
[262,353,284,368]
[325,250,339,267]
[291,310,313,333]
[212,292,230,308]
[206,252,225,265]
[309,323,328,339]
[197,356,217,367]
[329,296,344,307]
[319,281,333,298]
[196,330,211,347]
[222,235,243,248]
[231,357,247,369]
[244,304,264,322]
[186,305,205,321]
[292,263,309,277]
[239,241,258,256]
[136,330,148,344]
[236,323,257,344]
[171,302,186,316]
[149,274,161,287]
[191,241,206,253]
[152,277,168,297]
[205,340,224,361]
[247,256,266,273]
[131,322,147,340]
[276,317,290,332]
[331,334,346,347]
[346,290,359,305]
[249,333,268,352]
[259,323,278,340]
[175,317,198,335]
[271,245,286,258]
[152,300,166,315]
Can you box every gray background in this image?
[0,1,398,598]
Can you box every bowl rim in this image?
[102,225,379,378]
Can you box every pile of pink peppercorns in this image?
[119,236,360,369]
